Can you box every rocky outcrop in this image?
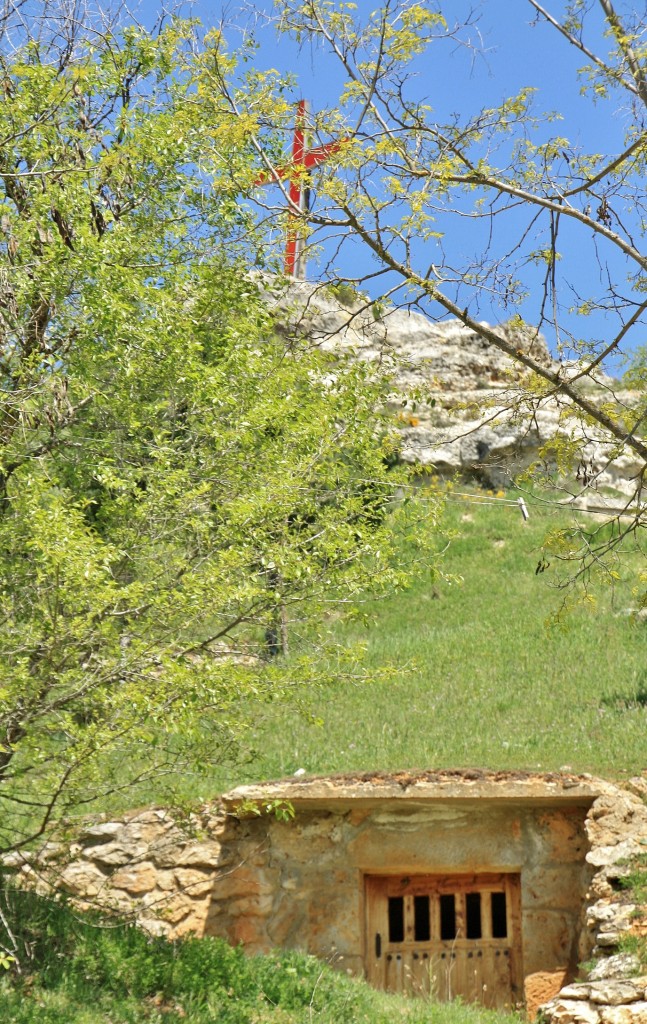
[541,981,647,1023]
[262,278,643,498]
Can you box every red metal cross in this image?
[255,100,344,278]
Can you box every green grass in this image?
[0,890,522,1024]
[619,853,647,905]
[233,495,647,788]
[82,491,646,810]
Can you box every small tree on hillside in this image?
[0,5,441,853]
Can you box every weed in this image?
[618,854,647,908]
[0,890,523,1024]
[617,934,647,970]
[614,854,647,969]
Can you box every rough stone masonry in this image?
[5,770,647,1021]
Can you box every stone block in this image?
[2,851,34,868]
[542,1000,602,1023]
[226,894,274,918]
[171,911,209,939]
[79,822,123,842]
[157,893,194,925]
[596,933,622,949]
[625,778,647,803]
[110,863,158,895]
[202,904,228,939]
[589,956,642,981]
[587,980,647,1005]
[59,862,108,897]
[210,867,275,901]
[306,889,361,957]
[86,842,149,866]
[349,808,530,872]
[598,1004,647,1024]
[588,902,637,936]
[523,911,575,975]
[173,868,213,897]
[138,916,172,938]
[229,915,270,949]
[145,838,187,868]
[525,969,569,1021]
[267,899,306,947]
[37,842,66,863]
[587,794,640,829]
[272,828,338,863]
[522,865,586,913]
[173,843,226,868]
[244,849,270,868]
[587,842,646,869]
[537,810,589,862]
[155,870,176,892]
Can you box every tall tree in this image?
[0,5,439,853]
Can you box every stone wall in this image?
[3,808,230,938]
[539,778,647,1024]
[4,771,647,1021]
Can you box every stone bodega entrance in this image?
[217,770,599,1015]
[365,872,523,1008]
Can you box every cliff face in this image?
[262,278,643,499]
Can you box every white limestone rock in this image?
[540,998,602,1023]
[589,956,643,981]
[558,982,647,1005]
[598,1005,647,1024]
[263,277,643,494]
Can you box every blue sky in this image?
[136,1,643,368]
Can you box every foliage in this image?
[0,888,522,1023]
[618,853,647,907]
[26,493,644,812]
[0,6,442,853]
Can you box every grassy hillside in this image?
[238,491,646,788]
[85,487,646,810]
[3,494,644,1024]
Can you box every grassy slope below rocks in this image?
[81,488,645,816]
[236,492,647,790]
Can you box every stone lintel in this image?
[223,770,603,813]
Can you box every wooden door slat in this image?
[365,871,522,1010]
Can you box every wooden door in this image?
[365,873,522,1010]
